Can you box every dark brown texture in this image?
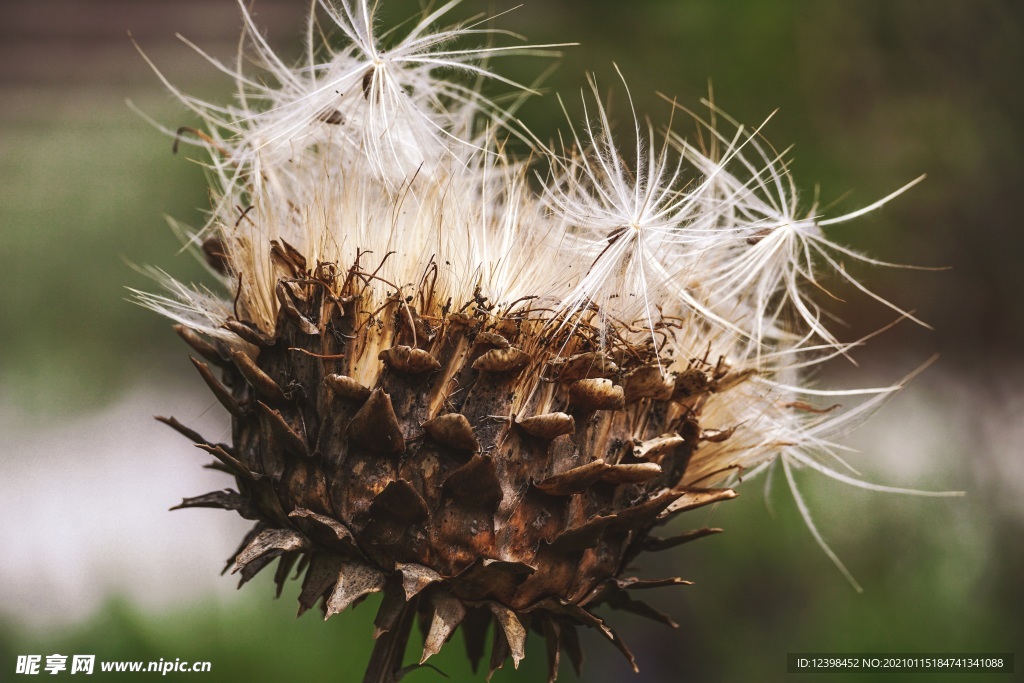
[164,252,743,681]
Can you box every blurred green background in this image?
[1,1,1020,681]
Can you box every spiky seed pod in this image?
[169,249,741,679]
[138,0,952,680]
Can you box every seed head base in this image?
[165,246,743,681]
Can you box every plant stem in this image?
[362,597,418,683]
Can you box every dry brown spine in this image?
[174,324,227,366]
[422,413,480,451]
[567,378,625,411]
[515,412,575,439]
[325,374,372,402]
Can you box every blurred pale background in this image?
[1,1,1021,681]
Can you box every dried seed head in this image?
[136,0,957,679]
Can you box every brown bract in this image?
[165,251,746,682]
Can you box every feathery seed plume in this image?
[136,1,958,680]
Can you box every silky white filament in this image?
[137,0,959,588]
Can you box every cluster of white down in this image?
[136,0,959,589]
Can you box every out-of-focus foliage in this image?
[0,106,209,412]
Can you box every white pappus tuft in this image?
[135,0,961,590]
